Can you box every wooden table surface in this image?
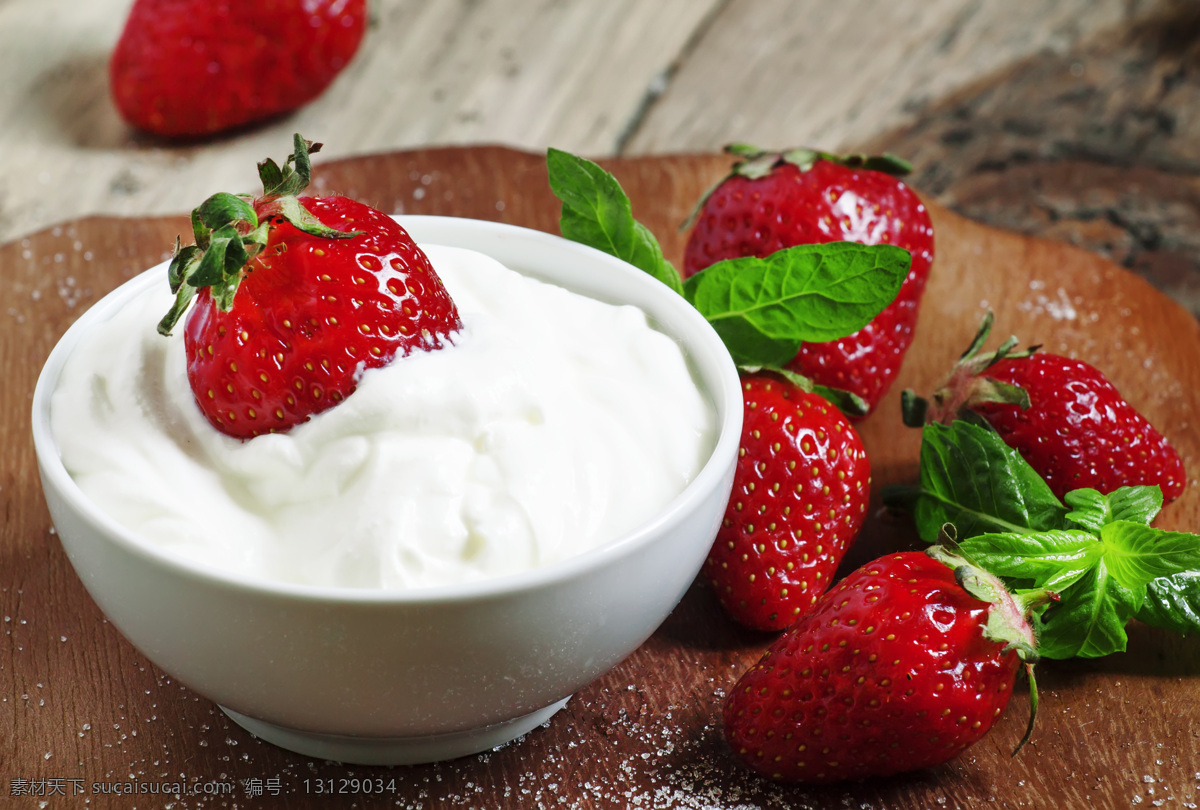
[3,2,1200,809]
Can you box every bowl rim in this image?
[32,215,742,606]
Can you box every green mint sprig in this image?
[546,148,682,295]
[885,421,1200,659]
[159,134,358,336]
[545,148,911,407]
[681,242,910,369]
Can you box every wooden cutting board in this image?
[4,147,1199,810]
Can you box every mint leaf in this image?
[1035,566,1142,659]
[958,517,1200,658]
[884,403,1200,660]
[1062,489,1111,533]
[1108,486,1163,526]
[546,148,912,371]
[1139,572,1200,635]
[960,532,1140,660]
[1101,522,1200,587]
[901,421,1067,542]
[546,148,682,294]
[681,243,909,367]
[957,531,1100,592]
[1064,486,1163,532]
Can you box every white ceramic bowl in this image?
[31,216,742,765]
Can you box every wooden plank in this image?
[852,2,1200,320]
[5,145,1200,809]
[624,0,1171,154]
[0,0,721,244]
[0,0,1174,249]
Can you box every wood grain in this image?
[0,0,723,246]
[3,147,1199,809]
[0,0,1171,247]
[855,0,1200,321]
[623,0,1166,153]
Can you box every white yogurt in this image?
[50,244,716,589]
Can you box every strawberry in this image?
[682,146,934,415]
[704,372,871,631]
[157,134,461,439]
[110,0,366,138]
[723,548,1042,784]
[905,313,1186,502]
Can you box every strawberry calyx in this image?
[681,143,912,232]
[900,310,1039,427]
[926,542,1056,755]
[742,364,869,418]
[723,142,914,179]
[926,543,1045,661]
[157,134,360,335]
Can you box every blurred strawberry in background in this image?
[110,0,367,138]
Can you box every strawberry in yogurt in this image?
[50,137,717,589]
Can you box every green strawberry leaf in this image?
[893,421,1068,542]
[790,376,870,418]
[159,243,202,335]
[681,242,910,367]
[259,133,322,198]
[190,208,212,251]
[158,227,247,334]
[258,158,285,196]
[546,148,683,295]
[741,366,870,418]
[166,241,200,295]
[189,224,249,293]
[273,196,361,240]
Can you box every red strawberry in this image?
[723,548,1042,784]
[158,135,461,439]
[704,373,871,631]
[110,0,366,138]
[683,146,934,415]
[907,313,1186,501]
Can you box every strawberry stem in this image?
[1014,661,1038,756]
[157,134,362,336]
[1010,577,1058,752]
[901,310,1040,427]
